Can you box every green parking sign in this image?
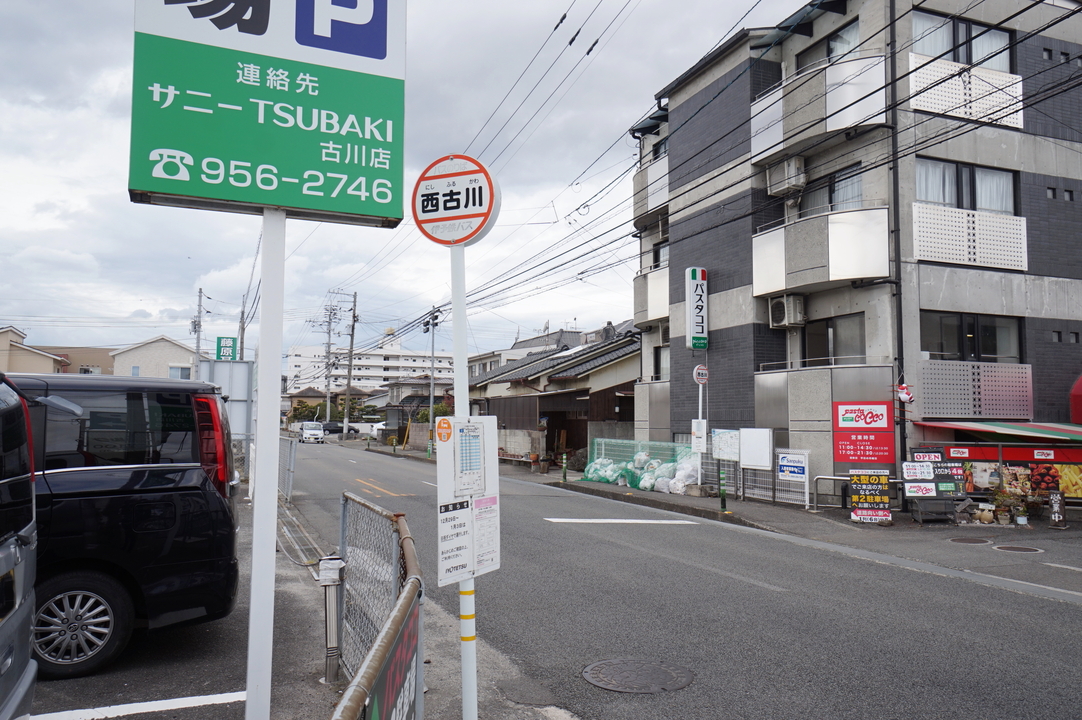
[129,0,404,227]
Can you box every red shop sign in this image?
[834,431,896,463]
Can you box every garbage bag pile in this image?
[583,451,699,495]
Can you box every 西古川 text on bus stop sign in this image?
[412,155,501,247]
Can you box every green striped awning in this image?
[914,421,1082,442]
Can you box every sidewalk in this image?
[364,444,1082,544]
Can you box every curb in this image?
[543,480,782,533]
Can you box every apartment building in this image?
[631,0,1082,482]
[284,333,453,394]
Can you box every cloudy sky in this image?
[0,0,806,360]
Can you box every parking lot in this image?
[30,491,341,720]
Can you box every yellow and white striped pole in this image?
[459,578,477,720]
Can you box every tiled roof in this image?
[549,339,640,380]
[470,347,567,387]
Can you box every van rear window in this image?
[0,382,33,541]
[42,391,200,469]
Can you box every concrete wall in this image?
[113,339,198,379]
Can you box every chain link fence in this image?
[279,435,297,503]
[338,492,404,678]
[231,433,253,482]
[702,450,809,507]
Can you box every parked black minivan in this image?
[0,374,36,719]
[6,374,239,679]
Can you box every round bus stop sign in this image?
[412,155,501,247]
[436,416,453,443]
[693,364,709,384]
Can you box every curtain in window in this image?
[974,167,1013,214]
[829,22,859,61]
[916,158,956,205]
[833,171,863,211]
[972,27,1010,72]
[913,12,952,58]
[799,182,831,217]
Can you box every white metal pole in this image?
[246,207,285,720]
[697,381,703,486]
[450,244,477,720]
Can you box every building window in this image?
[1053,331,1063,342]
[799,164,863,218]
[920,312,1022,363]
[1072,332,1080,343]
[1043,48,1053,61]
[131,366,140,377]
[916,158,1014,215]
[804,313,866,366]
[1066,190,1075,202]
[652,345,670,382]
[913,11,1010,72]
[169,366,192,380]
[1048,187,1057,200]
[652,135,668,160]
[796,20,859,71]
[652,241,669,270]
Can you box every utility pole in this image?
[343,292,357,428]
[422,307,440,458]
[318,304,340,423]
[192,288,204,381]
[238,294,247,363]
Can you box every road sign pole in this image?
[450,244,479,720]
[246,207,285,720]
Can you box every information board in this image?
[130,0,405,226]
[436,416,500,587]
[712,429,740,461]
[849,473,891,522]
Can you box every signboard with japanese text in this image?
[832,401,896,463]
[691,419,708,454]
[849,473,891,522]
[685,268,708,350]
[412,155,501,247]
[693,364,709,385]
[130,0,405,226]
[436,416,500,587]
[778,452,808,483]
[712,429,739,461]
[216,336,237,360]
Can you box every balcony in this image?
[633,265,669,328]
[752,202,889,297]
[916,359,1032,419]
[909,54,1022,128]
[632,154,668,219]
[913,203,1027,272]
[751,52,887,165]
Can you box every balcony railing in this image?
[909,54,1023,128]
[758,356,891,372]
[913,202,1027,272]
[752,203,890,296]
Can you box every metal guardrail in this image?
[332,492,423,720]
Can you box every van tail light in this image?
[194,394,231,499]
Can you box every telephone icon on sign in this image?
[149,149,194,181]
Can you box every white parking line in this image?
[33,691,246,719]
[544,518,698,524]
[1043,562,1082,573]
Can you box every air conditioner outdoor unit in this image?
[769,295,805,329]
[766,156,806,197]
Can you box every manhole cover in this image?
[994,545,1044,553]
[582,658,695,693]
[950,538,992,545]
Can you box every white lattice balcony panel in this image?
[913,203,1027,271]
[909,54,1023,128]
[917,360,1033,419]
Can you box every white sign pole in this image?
[450,244,478,720]
[246,208,285,720]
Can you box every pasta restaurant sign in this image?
[685,267,708,350]
[129,0,405,227]
[833,401,896,463]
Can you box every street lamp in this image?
[422,308,441,458]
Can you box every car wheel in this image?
[33,571,134,679]
[323,430,331,436]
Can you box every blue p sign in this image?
[296,0,388,59]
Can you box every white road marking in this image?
[544,518,698,524]
[32,691,245,719]
[1043,562,1082,573]
[349,459,357,463]
[423,481,437,487]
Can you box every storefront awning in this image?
[914,420,1082,442]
